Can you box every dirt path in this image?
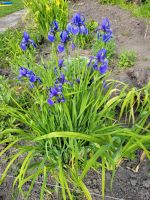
[0,10,26,33]
[72,0,150,87]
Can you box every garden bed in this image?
[0,154,150,199]
[0,0,150,200]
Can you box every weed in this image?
[118,50,136,68]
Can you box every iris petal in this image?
[71,25,79,35]
[23,32,30,41]
[48,32,55,42]
[99,60,108,74]
[29,75,37,83]
[48,98,54,106]
[58,44,65,53]
[20,42,27,51]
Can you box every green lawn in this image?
[0,0,24,17]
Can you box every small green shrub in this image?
[118,50,136,68]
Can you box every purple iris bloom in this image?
[102,30,113,43]
[96,18,113,43]
[72,13,85,26]
[19,67,28,77]
[93,61,99,70]
[48,33,55,42]
[51,20,59,32]
[48,84,65,106]
[23,32,30,40]
[20,32,36,51]
[96,49,107,63]
[101,18,111,32]
[49,86,62,98]
[48,20,59,42]
[18,67,41,86]
[88,49,109,75]
[58,44,65,53]
[57,30,70,53]
[99,60,108,74]
[59,73,68,85]
[58,59,64,68]
[67,13,88,35]
[47,98,54,106]
[60,30,69,43]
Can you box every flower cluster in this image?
[96,18,113,43]
[18,67,41,87]
[48,84,65,106]
[48,60,70,106]
[57,30,70,53]
[48,20,59,42]
[48,13,88,53]
[20,32,37,51]
[67,13,88,35]
[88,49,108,74]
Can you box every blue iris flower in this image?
[47,84,65,106]
[88,49,109,75]
[96,49,107,63]
[99,60,108,74]
[57,30,70,53]
[18,67,41,86]
[48,20,59,42]
[101,18,111,32]
[20,32,37,51]
[58,59,64,69]
[67,13,88,35]
[96,18,113,43]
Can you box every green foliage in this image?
[0,54,150,199]
[118,50,136,68]
[92,38,116,59]
[0,0,24,17]
[99,0,150,18]
[0,6,150,199]
[75,20,99,49]
[0,76,11,103]
[24,0,69,37]
[0,27,41,69]
[0,29,22,69]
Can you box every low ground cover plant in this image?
[0,5,150,200]
[118,50,136,68]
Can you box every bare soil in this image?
[71,0,150,87]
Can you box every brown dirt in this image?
[71,0,150,87]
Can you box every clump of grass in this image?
[118,50,136,68]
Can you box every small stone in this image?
[130,179,137,186]
[93,188,99,194]
[86,180,91,185]
[143,180,150,188]
[93,179,97,185]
